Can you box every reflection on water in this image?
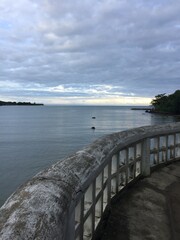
[150,113,179,125]
[0,106,179,206]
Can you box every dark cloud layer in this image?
[0,0,180,105]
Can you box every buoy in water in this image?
[91,126,95,129]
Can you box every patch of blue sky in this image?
[0,20,12,29]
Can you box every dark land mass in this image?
[132,90,180,116]
[151,90,180,115]
[145,109,180,116]
[131,108,180,116]
[0,101,44,106]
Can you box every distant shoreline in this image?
[131,107,180,116]
[147,110,180,116]
[0,101,44,106]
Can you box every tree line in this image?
[151,90,180,114]
[0,101,43,106]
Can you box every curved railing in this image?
[0,122,180,240]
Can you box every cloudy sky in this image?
[0,0,179,105]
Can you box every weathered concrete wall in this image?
[0,122,180,239]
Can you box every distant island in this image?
[0,101,44,106]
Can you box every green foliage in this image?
[151,90,180,114]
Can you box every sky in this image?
[0,0,180,105]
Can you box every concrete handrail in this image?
[0,122,180,240]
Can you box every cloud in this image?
[0,0,180,105]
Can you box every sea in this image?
[0,105,179,207]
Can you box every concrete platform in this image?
[94,161,180,240]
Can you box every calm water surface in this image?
[0,106,178,206]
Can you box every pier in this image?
[0,122,180,239]
[131,107,152,111]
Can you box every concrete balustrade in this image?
[0,122,180,240]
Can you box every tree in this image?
[151,90,180,114]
